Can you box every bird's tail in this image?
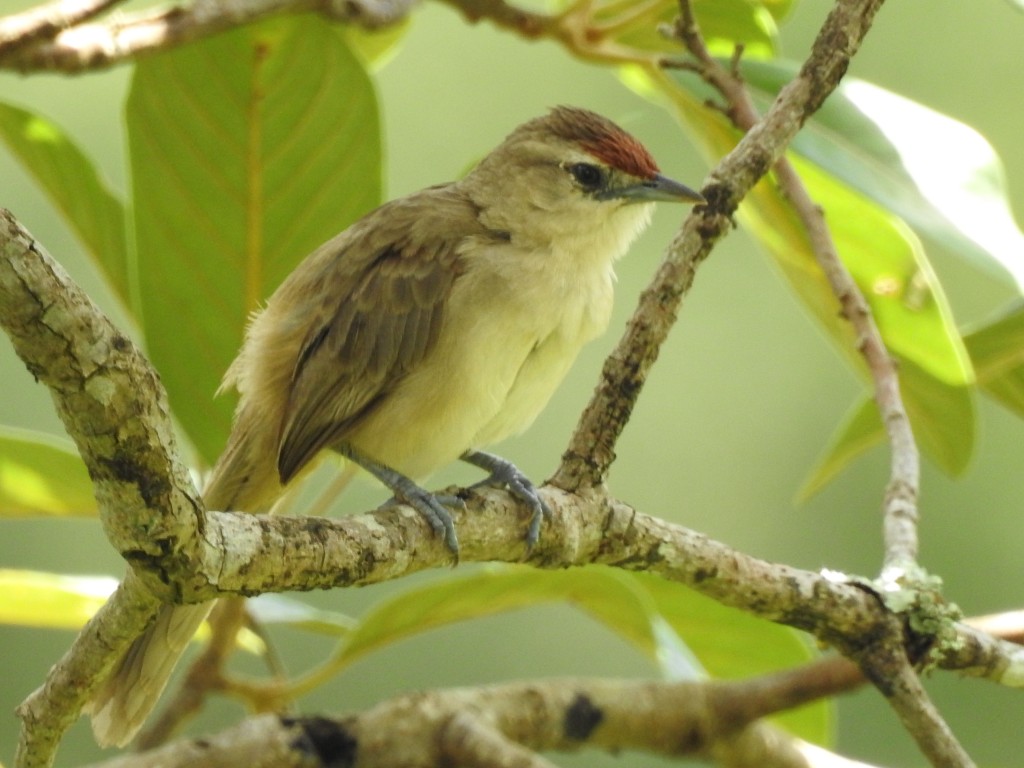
[84,601,215,747]
[86,418,282,748]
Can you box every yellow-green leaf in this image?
[248,593,357,636]
[798,362,976,501]
[741,60,1024,290]
[0,427,96,517]
[599,0,778,59]
[0,102,129,307]
[0,568,262,650]
[0,569,115,629]
[127,15,382,464]
[965,300,1024,417]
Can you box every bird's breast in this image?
[343,238,617,478]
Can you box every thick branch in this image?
[0,0,126,56]
[5,208,1020,768]
[0,0,415,72]
[79,674,873,768]
[0,210,202,588]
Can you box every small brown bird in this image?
[86,106,704,746]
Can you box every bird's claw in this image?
[464,451,552,550]
[381,490,464,557]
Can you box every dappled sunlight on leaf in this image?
[0,427,96,517]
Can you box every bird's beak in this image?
[609,173,706,205]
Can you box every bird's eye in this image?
[567,163,605,191]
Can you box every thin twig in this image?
[553,0,889,491]
[775,158,921,570]
[675,0,920,570]
[668,4,954,764]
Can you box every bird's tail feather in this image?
[84,601,214,747]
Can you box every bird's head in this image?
[464,106,704,249]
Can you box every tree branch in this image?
[78,673,879,768]
[14,571,161,768]
[6,208,1020,768]
[663,4,954,762]
[0,0,416,72]
[0,209,202,598]
[0,0,1000,765]
[0,0,127,56]
[78,620,1024,768]
[856,627,976,768]
[552,0,888,491]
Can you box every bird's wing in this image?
[275,190,481,484]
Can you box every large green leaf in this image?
[628,67,974,488]
[0,427,96,517]
[282,566,827,744]
[0,102,129,306]
[127,15,382,464]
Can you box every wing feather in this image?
[273,188,482,483]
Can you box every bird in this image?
[85,105,705,747]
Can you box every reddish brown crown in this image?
[543,106,660,179]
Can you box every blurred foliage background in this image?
[2,0,1023,765]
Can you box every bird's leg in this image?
[337,445,462,555]
[461,450,552,549]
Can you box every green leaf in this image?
[799,362,976,501]
[0,427,96,517]
[740,60,1024,290]
[127,15,382,464]
[340,18,410,69]
[0,568,257,650]
[285,566,827,743]
[693,0,779,57]
[0,569,115,629]
[758,0,796,20]
[323,567,689,677]
[965,300,1024,417]
[0,102,129,305]
[606,0,778,59]
[633,571,830,743]
[749,142,972,390]
[248,593,357,636]
[628,67,975,490]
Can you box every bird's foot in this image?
[341,444,462,556]
[461,450,552,550]
[379,487,463,557]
